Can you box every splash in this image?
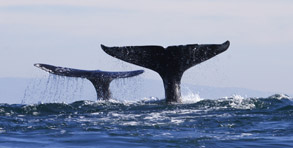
[110,76,143,101]
[181,93,203,104]
[181,85,203,103]
[223,95,256,109]
[22,74,93,104]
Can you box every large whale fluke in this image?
[34,63,144,100]
[101,41,230,103]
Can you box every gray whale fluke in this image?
[34,63,144,100]
[101,41,230,103]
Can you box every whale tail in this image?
[101,41,230,103]
[34,63,144,100]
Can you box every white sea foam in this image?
[240,133,253,137]
[229,95,255,109]
[0,128,5,134]
[170,118,184,124]
[220,94,256,109]
[268,94,291,100]
[60,130,66,134]
[122,121,139,126]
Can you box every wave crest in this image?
[0,94,292,116]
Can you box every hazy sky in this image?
[0,0,292,95]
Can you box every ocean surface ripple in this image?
[0,94,292,148]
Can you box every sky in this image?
[0,0,292,95]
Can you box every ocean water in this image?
[0,94,292,148]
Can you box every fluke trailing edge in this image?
[34,63,144,100]
[101,41,230,103]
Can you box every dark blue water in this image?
[0,94,292,148]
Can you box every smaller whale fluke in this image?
[101,41,230,103]
[34,63,144,100]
